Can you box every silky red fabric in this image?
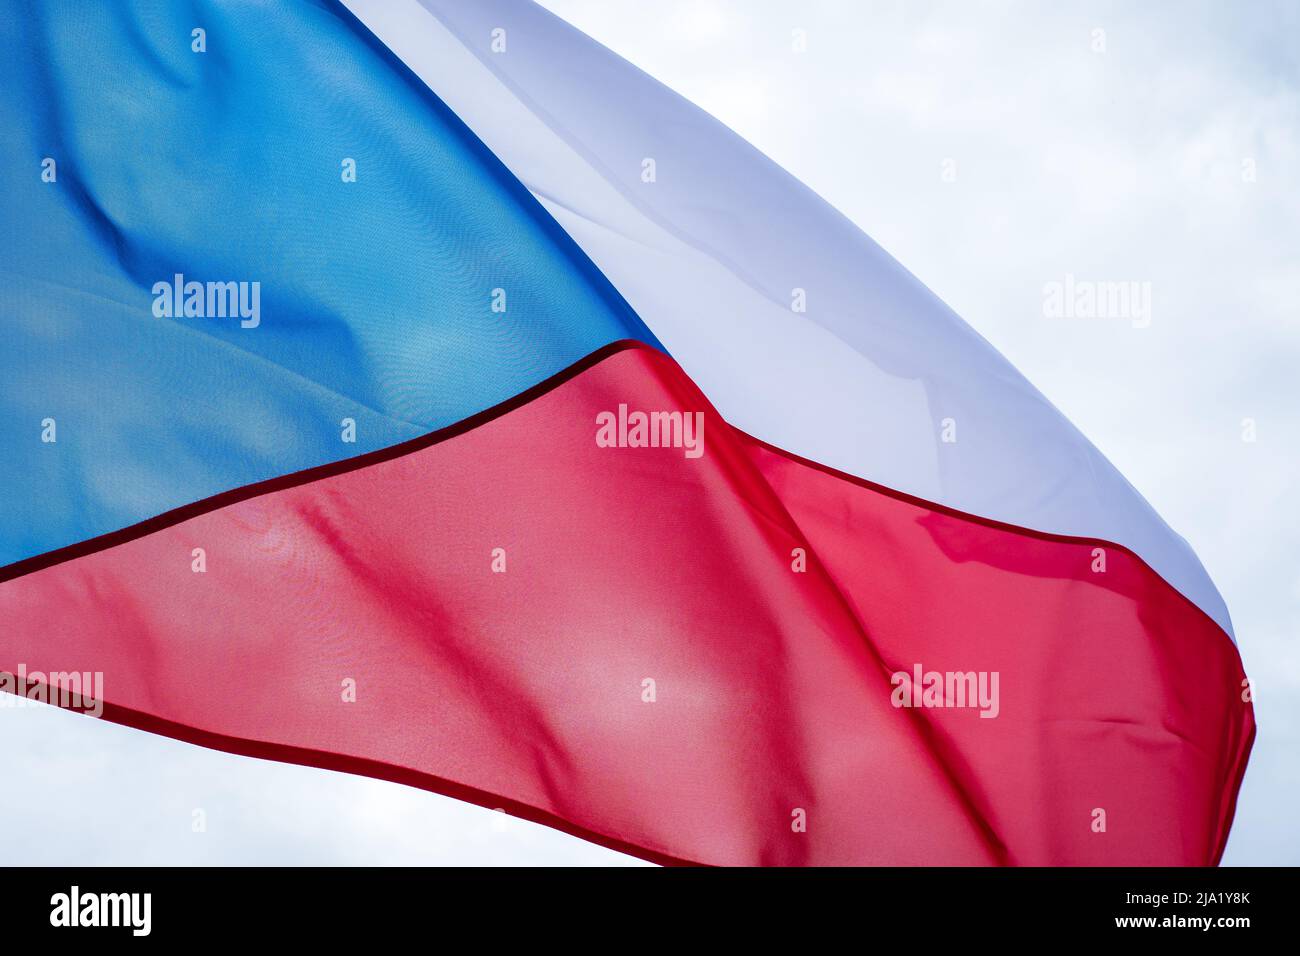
[0,345,1252,865]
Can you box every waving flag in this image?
[0,0,1252,865]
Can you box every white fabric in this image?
[343,0,1233,638]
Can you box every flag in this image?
[0,0,1252,865]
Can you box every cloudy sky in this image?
[4,0,1295,865]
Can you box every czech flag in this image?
[0,0,1253,865]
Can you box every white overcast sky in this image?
[3,0,1295,865]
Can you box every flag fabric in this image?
[0,0,1253,865]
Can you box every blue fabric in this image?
[0,0,661,567]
